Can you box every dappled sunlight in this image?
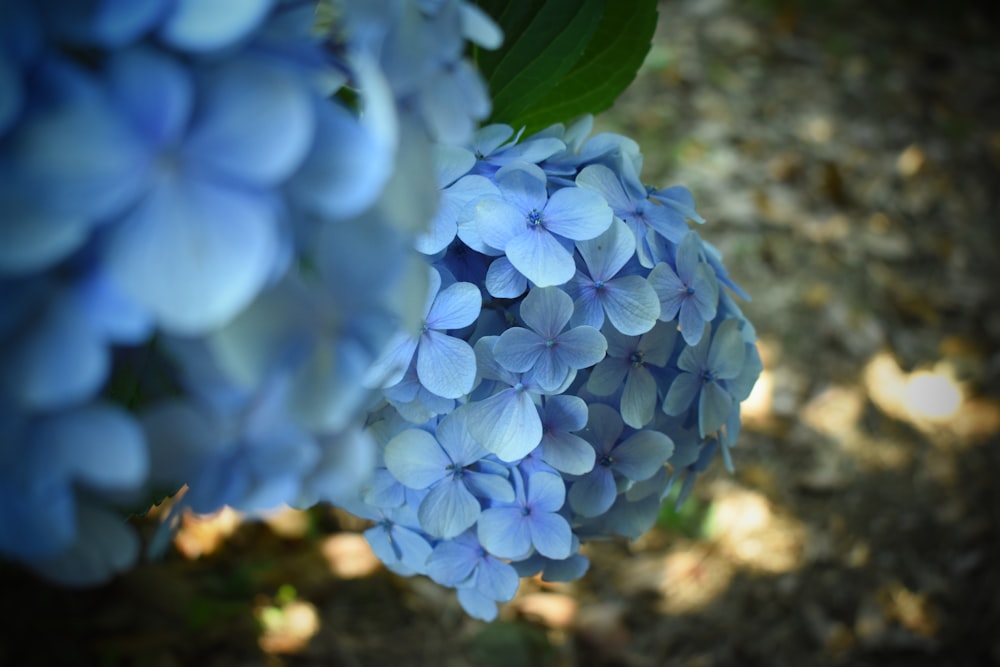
[703,485,805,574]
[863,350,998,443]
[173,506,244,559]
[255,585,321,655]
[320,533,382,579]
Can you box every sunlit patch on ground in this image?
[703,485,805,574]
[863,351,999,443]
[255,584,321,655]
[320,533,381,579]
[173,506,243,559]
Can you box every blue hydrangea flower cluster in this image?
[0,0,761,620]
[351,115,762,620]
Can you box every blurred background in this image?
[3,0,998,665]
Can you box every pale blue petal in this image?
[642,202,689,244]
[493,327,544,373]
[362,468,406,508]
[541,187,612,241]
[528,511,572,559]
[107,47,191,148]
[691,264,720,320]
[675,232,701,282]
[639,321,677,368]
[708,319,746,379]
[663,372,701,416]
[427,281,482,330]
[37,403,148,490]
[363,330,418,389]
[540,431,595,475]
[434,144,477,188]
[32,504,140,586]
[185,56,313,186]
[677,331,711,373]
[494,163,548,212]
[699,381,733,437]
[417,330,476,398]
[612,430,673,481]
[465,389,542,461]
[434,409,488,465]
[427,538,477,586]
[478,506,531,559]
[526,472,566,512]
[540,553,589,583]
[418,478,481,538]
[620,366,657,429]
[485,256,527,298]
[505,228,575,287]
[464,471,515,503]
[106,177,279,334]
[648,261,685,322]
[287,99,390,220]
[527,348,569,393]
[160,0,273,51]
[679,299,706,346]
[567,467,616,518]
[554,326,607,369]
[519,286,573,338]
[586,403,624,452]
[576,218,635,281]
[542,394,588,431]
[457,587,499,622]
[471,124,515,156]
[475,557,520,602]
[569,280,606,331]
[601,276,660,336]
[476,197,525,251]
[575,164,632,212]
[384,428,450,489]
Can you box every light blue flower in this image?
[535,394,595,475]
[586,322,677,429]
[478,470,572,560]
[475,163,612,288]
[461,336,546,462]
[567,404,673,518]
[493,287,607,392]
[427,529,520,622]
[648,232,719,346]
[384,411,513,538]
[102,47,312,333]
[576,163,689,268]
[662,319,747,438]
[566,218,660,336]
[365,267,481,399]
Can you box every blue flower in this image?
[567,404,673,518]
[461,336,546,462]
[493,286,607,392]
[648,232,719,346]
[383,410,513,538]
[586,322,677,429]
[101,46,313,334]
[0,401,147,584]
[566,218,660,336]
[576,163,689,268]
[365,267,481,399]
[662,319,747,438]
[478,470,572,560]
[426,529,520,622]
[535,394,595,475]
[475,163,612,288]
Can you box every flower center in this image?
[599,454,614,468]
[630,351,644,367]
[526,209,544,227]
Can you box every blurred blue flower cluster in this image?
[0,0,761,620]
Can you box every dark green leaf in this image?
[475,0,660,135]
[475,0,605,126]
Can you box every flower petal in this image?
[417,330,477,398]
[505,228,575,287]
[527,511,572,559]
[601,276,660,336]
[464,389,542,462]
[418,478,481,538]
[478,506,531,559]
[567,467,616,518]
[384,428,450,489]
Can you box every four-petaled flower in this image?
[648,232,719,346]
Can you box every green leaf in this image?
[475,0,605,126]
[476,0,659,135]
